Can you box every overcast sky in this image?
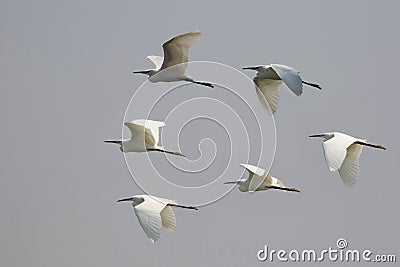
[1,0,399,266]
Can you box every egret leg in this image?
[302,80,322,89]
[169,203,198,210]
[269,186,301,193]
[354,141,386,150]
[191,80,214,88]
[148,148,186,157]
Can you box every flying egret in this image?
[133,31,214,88]
[118,195,198,242]
[242,64,321,115]
[104,119,185,157]
[224,164,300,193]
[309,132,386,187]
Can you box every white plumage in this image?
[118,195,197,242]
[104,119,184,157]
[309,132,386,187]
[243,64,321,115]
[224,164,300,193]
[133,32,213,88]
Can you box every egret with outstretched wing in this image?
[243,64,321,115]
[309,132,386,187]
[118,195,197,242]
[104,119,184,157]
[133,32,213,88]
[224,164,300,193]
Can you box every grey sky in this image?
[1,0,399,266]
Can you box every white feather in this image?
[338,143,363,187]
[271,64,303,96]
[147,55,164,70]
[254,77,281,115]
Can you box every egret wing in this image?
[149,196,177,230]
[322,140,347,172]
[254,77,282,115]
[338,143,363,187]
[131,119,166,146]
[271,64,303,96]
[161,32,202,75]
[133,196,169,242]
[147,55,164,70]
[248,175,268,192]
[240,164,268,192]
[322,133,361,171]
[133,209,161,242]
[270,177,285,188]
[160,206,176,232]
[124,122,147,143]
[239,164,266,177]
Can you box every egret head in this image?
[117,197,134,202]
[117,196,144,207]
[309,133,334,141]
[118,142,126,152]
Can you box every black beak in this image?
[117,197,134,202]
[242,66,259,70]
[132,70,150,74]
[309,134,324,138]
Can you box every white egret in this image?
[104,119,184,157]
[224,164,300,193]
[243,64,321,114]
[133,31,213,88]
[309,132,386,187]
[118,195,198,242]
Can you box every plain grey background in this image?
[1,0,399,266]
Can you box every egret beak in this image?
[104,140,122,145]
[132,70,151,74]
[117,197,134,202]
[224,181,240,185]
[309,134,325,138]
[242,66,259,70]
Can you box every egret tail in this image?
[302,80,321,89]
